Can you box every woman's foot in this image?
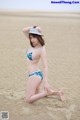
[56,90,65,101]
[47,89,65,101]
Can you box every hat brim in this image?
[29,32,42,36]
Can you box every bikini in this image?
[27,51,43,80]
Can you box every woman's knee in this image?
[25,96,33,103]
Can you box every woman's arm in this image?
[22,26,32,37]
[41,46,48,83]
[41,46,51,92]
[22,26,42,37]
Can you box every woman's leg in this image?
[26,75,47,103]
[35,80,42,94]
[47,89,65,101]
[25,76,65,103]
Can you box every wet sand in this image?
[0,10,80,120]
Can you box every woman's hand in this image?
[44,82,52,93]
[36,26,42,33]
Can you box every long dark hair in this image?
[29,33,45,47]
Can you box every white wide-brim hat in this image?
[29,27,42,36]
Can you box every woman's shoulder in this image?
[41,46,46,52]
[39,46,47,56]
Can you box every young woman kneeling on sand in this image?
[23,26,65,103]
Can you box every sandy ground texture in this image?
[0,11,80,120]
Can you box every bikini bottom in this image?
[28,71,43,80]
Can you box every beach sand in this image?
[0,11,80,120]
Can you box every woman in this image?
[23,26,65,103]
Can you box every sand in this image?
[0,10,80,120]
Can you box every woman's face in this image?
[29,35,39,47]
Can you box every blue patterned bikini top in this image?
[27,52,33,61]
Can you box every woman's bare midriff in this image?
[27,60,40,74]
